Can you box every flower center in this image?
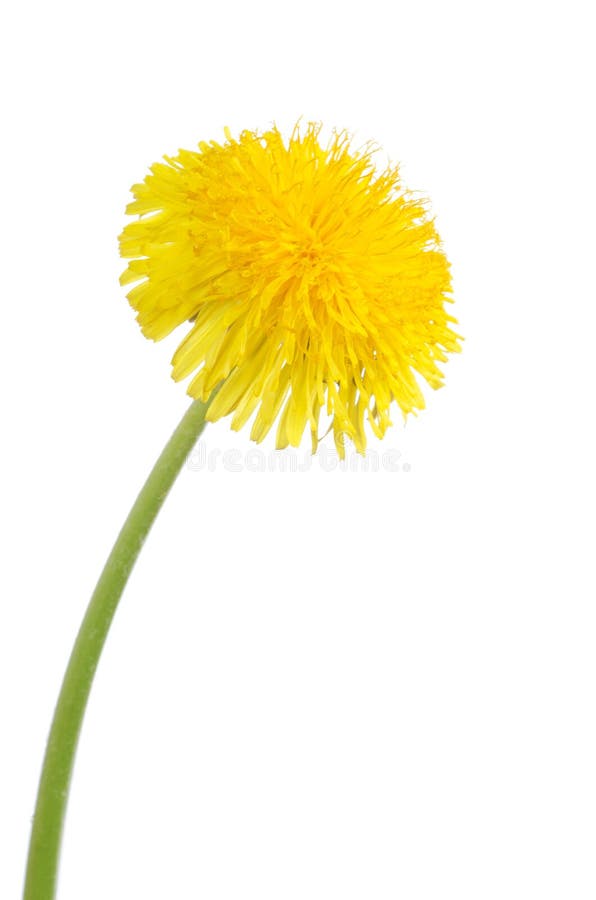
[291,230,331,277]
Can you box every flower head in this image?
[120,122,460,455]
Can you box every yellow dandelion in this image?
[25,124,463,900]
[120,122,461,455]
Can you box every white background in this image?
[1,1,595,898]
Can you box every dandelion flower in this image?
[120,122,461,455]
[25,123,463,900]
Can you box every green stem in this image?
[23,398,211,900]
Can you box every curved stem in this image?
[23,398,211,900]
